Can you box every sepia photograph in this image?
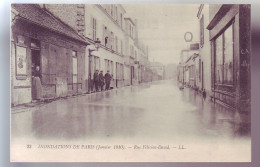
[10,3,251,162]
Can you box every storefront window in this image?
[223,25,233,84]
[214,23,233,85]
[215,35,223,83]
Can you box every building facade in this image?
[207,4,251,115]
[11,4,89,106]
[11,4,157,106]
[178,4,251,116]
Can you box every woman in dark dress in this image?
[32,66,42,100]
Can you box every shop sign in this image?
[184,32,193,42]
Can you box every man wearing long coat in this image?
[104,70,112,90]
[93,70,99,92]
[99,70,105,91]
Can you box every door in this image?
[202,61,204,89]
[130,66,134,85]
[116,63,118,87]
[72,51,78,93]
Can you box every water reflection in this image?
[12,80,250,142]
[181,86,250,138]
[30,99,144,140]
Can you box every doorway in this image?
[202,61,204,89]
[72,51,78,93]
[130,66,134,85]
[31,49,41,100]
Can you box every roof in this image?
[12,4,87,44]
[124,17,135,26]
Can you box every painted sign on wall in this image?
[16,46,27,76]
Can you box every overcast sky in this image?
[123,4,200,65]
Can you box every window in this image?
[199,59,201,81]
[129,24,131,36]
[72,51,78,84]
[131,26,134,38]
[120,13,123,27]
[121,40,123,55]
[115,6,118,21]
[200,15,204,47]
[110,61,114,76]
[104,26,108,46]
[92,18,97,40]
[214,23,234,85]
[111,32,114,50]
[111,5,113,17]
[115,36,118,52]
[223,25,233,84]
[93,56,100,71]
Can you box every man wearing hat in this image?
[93,69,99,92]
[104,70,112,90]
[99,70,105,91]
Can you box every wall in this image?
[11,34,32,105]
[198,4,211,95]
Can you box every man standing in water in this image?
[93,70,99,92]
[104,70,112,90]
[99,70,105,91]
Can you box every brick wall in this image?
[46,4,85,35]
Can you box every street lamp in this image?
[89,38,101,53]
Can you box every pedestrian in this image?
[104,70,112,90]
[93,70,99,92]
[32,65,42,101]
[202,88,206,100]
[99,70,105,91]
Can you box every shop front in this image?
[207,4,250,114]
[11,4,88,106]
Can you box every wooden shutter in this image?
[40,42,49,85]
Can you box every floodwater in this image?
[11,80,251,162]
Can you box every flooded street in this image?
[11,80,250,141]
[11,80,251,162]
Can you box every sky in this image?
[123,4,200,65]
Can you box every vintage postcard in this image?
[10,3,251,162]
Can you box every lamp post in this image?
[89,38,101,53]
[88,38,101,93]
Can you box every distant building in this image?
[178,48,199,88]
[165,63,177,80]
[150,62,165,81]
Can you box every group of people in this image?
[93,70,112,92]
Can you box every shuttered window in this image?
[92,18,97,40]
